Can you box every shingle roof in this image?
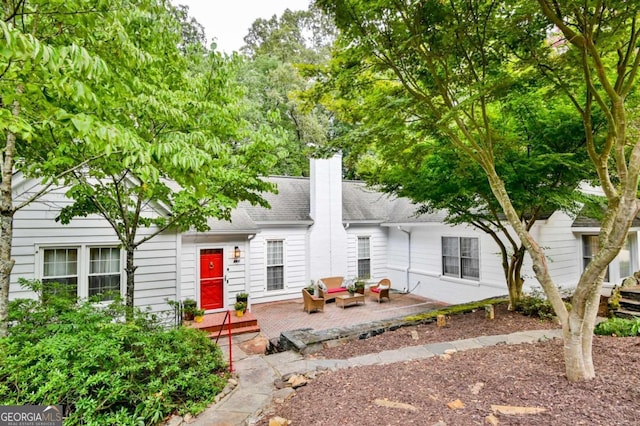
[200,176,442,233]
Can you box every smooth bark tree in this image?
[0,0,279,331]
[316,0,640,381]
[0,0,133,336]
[331,74,594,309]
[51,3,279,312]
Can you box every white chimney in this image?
[309,153,348,279]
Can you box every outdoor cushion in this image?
[327,287,346,294]
[371,287,380,293]
[317,279,328,291]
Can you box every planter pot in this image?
[356,288,365,294]
[194,315,204,323]
[236,310,244,317]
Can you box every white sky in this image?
[172,0,312,53]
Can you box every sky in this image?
[172,0,312,53]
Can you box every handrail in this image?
[214,310,233,372]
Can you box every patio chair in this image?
[370,278,391,303]
[302,288,325,313]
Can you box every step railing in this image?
[214,310,233,372]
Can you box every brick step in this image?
[188,311,259,335]
[614,308,640,320]
[207,324,262,341]
[619,286,640,302]
[618,298,640,312]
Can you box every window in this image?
[266,240,284,291]
[89,247,121,301]
[357,236,371,279]
[43,248,78,297]
[41,246,121,300]
[582,234,636,283]
[442,237,479,280]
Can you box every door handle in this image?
[209,261,214,270]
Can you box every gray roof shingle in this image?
[200,176,442,233]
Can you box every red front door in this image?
[200,249,224,310]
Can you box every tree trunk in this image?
[0,95,20,337]
[507,246,525,310]
[0,203,15,338]
[125,247,137,318]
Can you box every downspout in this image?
[398,226,411,292]
[241,234,256,311]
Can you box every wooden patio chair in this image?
[302,288,325,313]
[370,278,391,303]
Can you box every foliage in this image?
[0,285,228,425]
[594,317,640,337]
[513,287,575,321]
[234,301,247,312]
[316,0,640,381]
[237,4,340,176]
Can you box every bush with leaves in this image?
[594,317,640,337]
[515,288,572,320]
[0,283,228,425]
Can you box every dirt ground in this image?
[256,304,640,425]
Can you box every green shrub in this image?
[0,287,228,425]
[594,317,640,337]
[514,288,571,320]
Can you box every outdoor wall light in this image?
[233,246,241,263]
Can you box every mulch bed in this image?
[256,303,640,425]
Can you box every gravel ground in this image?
[256,304,640,425]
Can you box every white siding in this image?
[9,185,178,313]
[179,234,248,311]
[533,211,580,289]
[345,226,388,284]
[248,227,309,304]
[386,223,508,304]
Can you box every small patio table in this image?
[336,293,365,309]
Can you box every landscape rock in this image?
[446,399,465,410]
[287,374,308,389]
[485,414,499,425]
[374,398,418,411]
[268,416,291,426]
[491,405,546,415]
[238,335,270,355]
[411,330,419,340]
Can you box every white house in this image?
[7,154,639,313]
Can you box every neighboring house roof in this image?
[572,211,640,228]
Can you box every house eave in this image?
[381,221,441,227]
[572,226,640,233]
[254,220,313,228]
[343,220,384,226]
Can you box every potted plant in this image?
[236,292,249,305]
[182,299,197,321]
[193,308,205,323]
[355,279,366,294]
[347,284,356,296]
[234,301,246,317]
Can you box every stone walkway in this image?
[173,328,562,426]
